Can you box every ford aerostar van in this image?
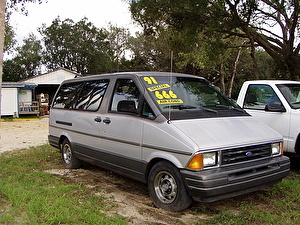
[49,71,290,211]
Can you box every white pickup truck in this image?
[237,80,300,156]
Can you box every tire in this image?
[61,139,82,169]
[148,161,193,211]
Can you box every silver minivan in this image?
[49,71,290,211]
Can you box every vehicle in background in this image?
[237,80,300,157]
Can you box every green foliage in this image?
[6,0,45,16]
[3,33,43,81]
[39,17,114,74]
[4,21,16,53]
[5,0,297,90]
[3,16,136,81]
[106,23,131,70]
[129,0,300,81]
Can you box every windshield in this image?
[277,84,300,109]
[142,75,248,120]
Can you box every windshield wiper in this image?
[232,107,245,112]
[205,104,230,109]
[204,104,246,113]
[205,104,243,111]
[163,105,197,110]
[202,107,218,113]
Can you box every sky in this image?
[9,0,140,44]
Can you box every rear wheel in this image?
[148,161,192,211]
[61,139,81,169]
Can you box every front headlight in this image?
[187,152,218,170]
[203,152,217,167]
[271,142,284,155]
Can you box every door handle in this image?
[103,118,111,124]
[94,117,102,123]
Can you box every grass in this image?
[0,145,126,225]
[0,145,299,224]
[193,169,300,225]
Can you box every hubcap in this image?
[154,171,177,203]
[62,144,72,164]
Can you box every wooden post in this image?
[0,0,6,119]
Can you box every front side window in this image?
[244,84,282,110]
[141,76,246,120]
[110,79,141,114]
[277,84,300,109]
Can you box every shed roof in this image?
[23,68,80,85]
[2,82,37,89]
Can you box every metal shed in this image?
[1,82,38,117]
[1,68,80,117]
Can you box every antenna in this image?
[168,51,174,123]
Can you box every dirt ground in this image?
[0,117,239,224]
[0,117,219,224]
[0,117,49,153]
[0,118,296,224]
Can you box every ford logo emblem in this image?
[246,152,253,156]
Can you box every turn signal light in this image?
[187,154,203,170]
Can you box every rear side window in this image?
[74,80,109,111]
[52,82,83,109]
[52,79,109,111]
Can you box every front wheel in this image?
[148,161,192,211]
[61,139,81,169]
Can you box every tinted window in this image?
[74,80,109,111]
[52,82,83,109]
[52,80,109,111]
[244,84,282,110]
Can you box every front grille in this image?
[221,144,272,165]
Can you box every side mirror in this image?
[265,104,286,112]
[117,100,137,114]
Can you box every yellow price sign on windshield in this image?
[155,91,177,99]
[147,84,170,91]
[144,77,158,85]
[157,99,184,104]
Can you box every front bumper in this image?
[180,155,290,202]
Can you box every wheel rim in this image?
[154,171,177,204]
[62,143,72,165]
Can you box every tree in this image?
[130,0,300,80]
[106,23,131,71]
[39,17,113,74]
[4,20,16,53]
[127,30,177,71]
[3,33,43,81]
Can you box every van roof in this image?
[63,71,204,83]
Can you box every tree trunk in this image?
[228,46,242,98]
[0,0,6,119]
[219,56,225,93]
